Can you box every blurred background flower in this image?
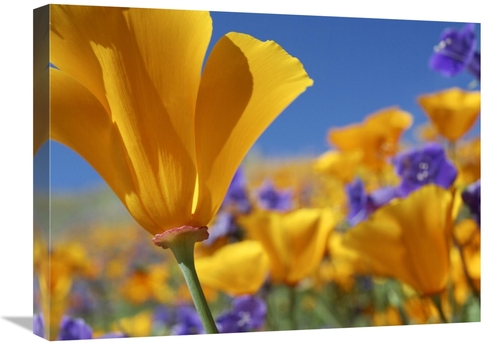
[429,23,480,80]
[240,208,338,286]
[216,295,267,333]
[343,185,455,297]
[328,107,413,171]
[417,87,480,143]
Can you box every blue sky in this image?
[36,9,480,191]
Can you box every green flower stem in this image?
[170,242,219,334]
[289,285,297,330]
[430,294,449,323]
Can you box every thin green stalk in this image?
[170,243,219,334]
[264,285,277,331]
[430,294,449,323]
[289,285,297,330]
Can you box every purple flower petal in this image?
[33,313,45,338]
[223,168,252,214]
[367,186,400,209]
[57,315,93,340]
[346,178,369,225]
[429,23,479,79]
[153,305,175,326]
[393,142,457,196]
[216,312,242,333]
[205,212,238,245]
[216,295,267,333]
[170,305,204,335]
[256,179,293,212]
[232,295,267,330]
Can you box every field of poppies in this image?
[33,5,480,341]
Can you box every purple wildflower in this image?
[34,314,125,340]
[216,295,267,333]
[152,305,175,327]
[462,179,480,227]
[429,23,480,80]
[367,186,401,209]
[223,168,252,214]
[393,143,457,196]
[256,179,293,212]
[346,179,396,226]
[57,315,93,340]
[170,305,204,335]
[33,313,45,338]
[345,179,370,225]
[205,211,238,245]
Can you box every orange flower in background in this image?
[455,137,481,186]
[239,208,339,286]
[343,185,455,296]
[453,218,481,295]
[372,306,403,326]
[112,310,153,338]
[120,264,172,304]
[403,296,441,324]
[314,150,363,184]
[195,240,269,296]
[34,5,312,239]
[417,87,480,142]
[413,121,440,143]
[319,231,368,291]
[35,241,95,340]
[328,107,413,170]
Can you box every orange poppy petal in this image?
[123,8,212,152]
[50,5,207,231]
[239,211,289,282]
[418,87,480,142]
[194,32,313,225]
[342,213,416,288]
[49,68,161,233]
[196,240,269,296]
[283,208,337,284]
[343,185,453,295]
[395,186,453,295]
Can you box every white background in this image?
[1,0,497,344]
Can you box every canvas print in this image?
[33,4,480,341]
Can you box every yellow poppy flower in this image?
[452,218,480,296]
[239,208,338,286]
[320,231,369,291]
[417,87,480,142]
[372,306,403,326]
[314,150,363,184]
[413,121,440,143]
[35,5,313,241]
[120,264,172,304]
[343,185,455,296]
[195,240,269,296]
[113,310,152,338]
[403,296,441,324]
[35,241,93,340]
[455,137,481,187]
[328,107,413,170]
